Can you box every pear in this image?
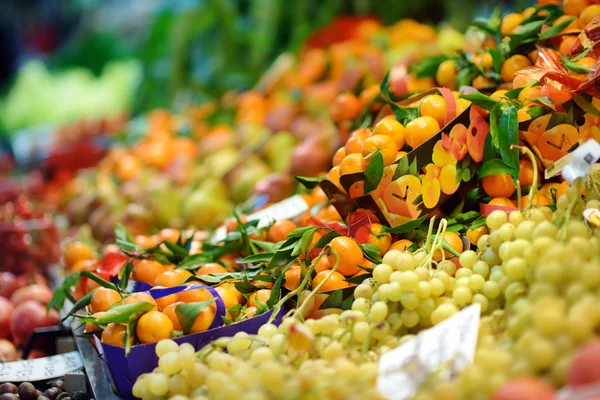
[228,156,271,203]
[149,185,183,227]
[183,178,231,229]
[263,131,296,172]
[203,147,241,177]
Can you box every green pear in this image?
[228,157,271,203]
[149,185,183,227]
[183,178,231,228]
[263,131,296,172]
[203,147,241,177]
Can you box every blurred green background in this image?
[0,0,532,134]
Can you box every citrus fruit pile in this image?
[48,1,600,399]
[60,17,452,243]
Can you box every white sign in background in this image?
[0,351,83,383]
[376,304,480,400]
[211,194,309,243]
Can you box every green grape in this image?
[503,257,527,280]
[373,263,394,283]
[401,309,420,328]
[396,252,417,271]
[472,261,490,278]
[469,274,485,291]
[400,292,419,310]
[453,287,473,306]
[156,339,179,357]
[399,271,419,292]
[482,281,501,299]
[487,210,507,230]
[459,250,478,269]
[416,281,432,299]
[352,321,370,343]
[169,373,190,396]
[431,303,458,325]
[158,352,182,375]
[370,301,388,323]
[148,373,170,396]
[455,268,473,279]
[430,278,446,297]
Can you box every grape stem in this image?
[559,178,584,240]
[516,179,522,211]
[510,145,538,211]
[293,246,339,320]
[267,246,329,324]
[419,218,449,277]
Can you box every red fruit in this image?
[0,272,19,298]
[569,339,600,386]
[0,339,17,361]
[493,378,556,400]
[10,284,53,306]
[0,297,14,339]
[10,301,60,345]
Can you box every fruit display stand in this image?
[5,2,600,400]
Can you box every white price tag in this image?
[562,139,600,183]
[376,304,480,400]
[212,195,309,243]
[0,351,83,383]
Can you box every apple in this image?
[0,297,13,339]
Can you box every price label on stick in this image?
[376,304,480,400]
[561,139,600,183]
[0,351,83,383]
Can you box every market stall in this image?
[2,0,600,399]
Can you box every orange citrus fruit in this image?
[518,159,539,187]
[189,307,216,333]
[419,95,447,127]
[481,173,516,198]
[136,311,174,343]
[339,153,366,175]
[332,147,347,166]
[84,312,105,334]
[489,197,516,207]
[372,116,405,150]
[501,55,532,82]
[501,13,525,35]
[122,292,158,310]
[91,288,122,313]
[389,239,414,252]
[432,231,464,261]
[101,323,131,347]
[465,225,488,244]
[178,285,212,303]
[312,270,349,292]
[563,0,590,16]
[63,242,94,269]
[368,223,392,256]
[196,263,228,275]
[267,220,298,243]
[327,236,363,276]
[436,60,458,89]
[283,263,302,290]
[362,134,398,166]
[248,289,272,308]
[132,260,166,285]
[580,5,600,26]
[314,256,332,274]
[404,116,440,148]
[162,301,183,330]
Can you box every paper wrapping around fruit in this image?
[319,88,488,228]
